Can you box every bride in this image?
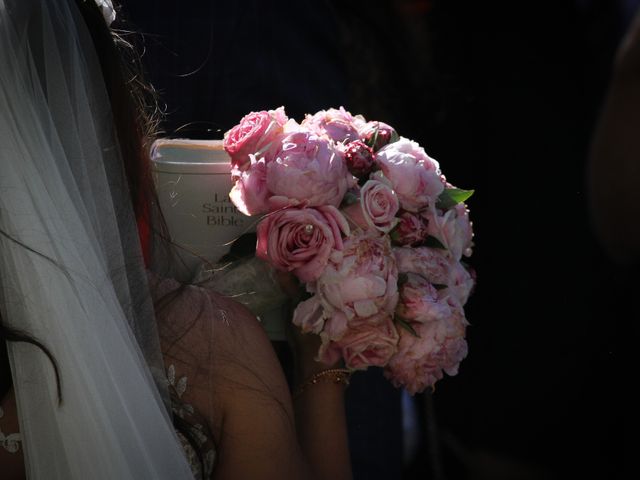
[0,1,352,479]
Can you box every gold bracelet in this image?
[293,368,352,398]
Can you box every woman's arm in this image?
[0,388,25,480]
[208,296,352,480]
[290,331,353,480]
[587,9,640,265]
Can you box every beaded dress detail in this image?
[0,406,21,454]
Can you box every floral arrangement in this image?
[223,106,475,394]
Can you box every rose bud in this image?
[358,121,399,151]
[344,140,375,179]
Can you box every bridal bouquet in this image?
[223,107,475,394]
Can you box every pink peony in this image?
[317,332,343,366]
[384,307,468,395]
[256,205,349,283]
[323,310,349,340]
[223,107,288,170]
[357,120,399,151]
[301,107,364,144]
[336,314,399,369]
[424,203,473,261]
[375,138,445,212]
[314,232,399,333]
[394,246,475,307]
[396,273,456,323]
[228,155,269,215]
[390,211,430,246]
[393,246,451,286]
[292,295,325,334]
[447,261,475,306]
[266,131,355,210]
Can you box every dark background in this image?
[124,1,637,478]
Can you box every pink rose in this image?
[266,131,355,210]
[256,205,350,283]
[357,121,399,151]
[424,203,473,261]
[375,138,445,212]
[223,107,288,170]
[359,180,400,233]
[336,314,399,369]
[301,107,364,144]
[390,211,429,246]
[343,140,375,179]
[384,308,468,395]
[396,273,455,323]
[314,232,399,332]
[393,246,451,285]
[228,155,268,215]
[343,180,399,233]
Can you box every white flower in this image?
[94,0,116,27]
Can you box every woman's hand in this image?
[274,270,343,383]
[266,270,353,480]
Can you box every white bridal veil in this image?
[0,0,194,478]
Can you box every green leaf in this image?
[341,191,360,207]
[300,290,314,302]
[396,317,420,338]
[424,235,447,249]
[436,188,475,210]
[365,127,380,150]
[389,228,402,245]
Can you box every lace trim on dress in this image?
[0,406,21,454]
[167,364,216,479]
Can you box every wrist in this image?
[296,355,343,384]
[293,368,352,400]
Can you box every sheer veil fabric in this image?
[0,0,194,478]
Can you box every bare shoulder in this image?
[152,272,284,386]
[206,292,270,345]
[200,290,307,479]
[152,275,267,349]
[156,274,310,477]
[156,279,286,391]
[203,289,290,398]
